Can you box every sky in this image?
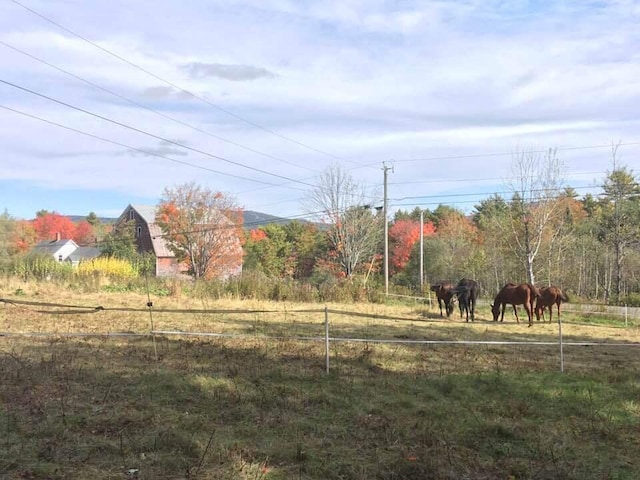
[1,0,639,222]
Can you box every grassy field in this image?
[1,280,640,479]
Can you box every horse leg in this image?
[500,304,506,322]
[526,303,533,327]
[512,305,520,324]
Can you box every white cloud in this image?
[0,0,639,218]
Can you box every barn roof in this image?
[128,204,174,258]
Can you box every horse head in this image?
[490,302,501,321]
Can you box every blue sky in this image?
[1,0,639,220]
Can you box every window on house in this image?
[129,209,135,220]
[136,226,142,237]
[58,254,63,262]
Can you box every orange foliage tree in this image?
[10,220,37,254]
[389,219,436,273]
[156,182,244,279]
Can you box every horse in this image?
[453,278,478,322]
[491,283,540,327]
[535,286,569,322]
[430,282,455,317]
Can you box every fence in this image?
[2,296,640,375]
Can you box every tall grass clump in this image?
[12,254,73,281]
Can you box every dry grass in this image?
[1,279,640,479]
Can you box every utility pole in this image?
[420,210,424,292]
[383,162,393,296]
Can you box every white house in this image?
[31,233,101,265]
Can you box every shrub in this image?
[77,257,137,281]
[623,292,640,307]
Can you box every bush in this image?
[77,257,137,281]
[623,292,640,307]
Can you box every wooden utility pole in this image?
[420,210,424,292]
[383,163,393,295]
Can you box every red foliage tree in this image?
[73,221,96,245]
[249,228,267,242]
[31,212,77,241]
[389,219,436,273]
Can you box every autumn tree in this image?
[156,182,243,279]
[243,224,293,277]
[501,148,566,285]
[389,218,436,274]
[421,208,484,283]
[31,212,77,241]
[282,221,328,279]
[10,220,37,254]
[73,221,96,245]
[305,164,382,279]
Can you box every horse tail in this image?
[560,290,569,302]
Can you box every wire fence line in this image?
[0,294,640,321]
[3,296,639,374]
[2,330,640,349]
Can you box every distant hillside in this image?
[68,211,312,228]
[242,210,305,228]
[68,215,117,224]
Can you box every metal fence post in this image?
[625,304,628,327]
[324,306,330,375]
[558,315,564,373]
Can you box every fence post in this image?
[324,306,330,375]
[625,304,628,327]
[558,315,564,373]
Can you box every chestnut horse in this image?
[491,283,540,327]
[535,286,569,322]
[430,282,455,317]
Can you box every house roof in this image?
[32,239,77,255]
[67,246,102,262]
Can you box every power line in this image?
[0,78,318,188]
[391,184,606,202]
[389,190,620,209]
[9,0,369,168]
[0,39,320,174]
[388,170,608,187]
[378,142,640,166]
[0,104,295,188]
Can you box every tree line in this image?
[1,151,639,305]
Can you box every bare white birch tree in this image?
[305,164,382,278]
[504,148,566,285]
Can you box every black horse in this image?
[453,278,478,322]
[430,282,455,317]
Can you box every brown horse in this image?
[430,282,455,317]
[535,286,569,322]
[491,283,540,327]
